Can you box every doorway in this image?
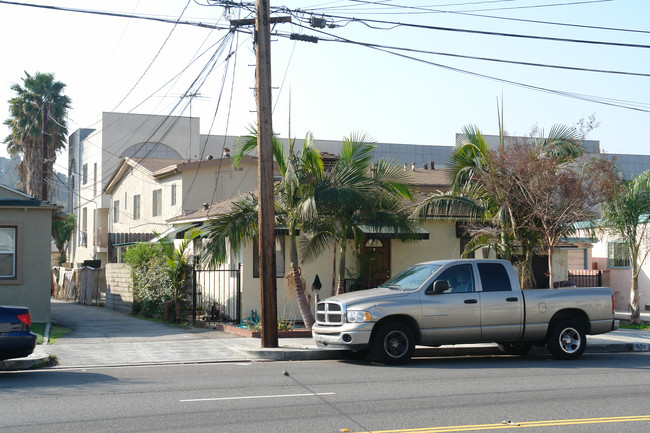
[359,238,391,289]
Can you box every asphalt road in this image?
[2,351,650,433]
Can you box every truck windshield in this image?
[379,264,442,291]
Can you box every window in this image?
[82,163,88,185]
[0,227,17,279]
[608,242,630,268]
[434,264,475,293]
[93,163,97,196]
[133,195,141,220]
[81,207,87,247]
[253,237,285,278]
[477,263,512,292]
[152,189,162,217]
[171,184,177,206]
[124,192,128,209]
[113,200,120,224]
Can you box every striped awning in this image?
[356,224,429,240]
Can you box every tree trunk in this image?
[547,246,554,289]
[288,236,315,329]
[336,242,347,295]
[630,265,640,324]
[290,266,315,330]
[331,245,337,297]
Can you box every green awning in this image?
[150,224,199,243]
[356,224,429,240]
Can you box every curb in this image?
[240,341,650,362]
[2,342,647,371]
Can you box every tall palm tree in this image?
[204,129,322,329]
[3,72,71,200]
[300,133,418,295]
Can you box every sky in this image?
[1,0,649,174]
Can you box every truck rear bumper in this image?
[312,324,373,350]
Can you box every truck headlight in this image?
[347,311,371,323]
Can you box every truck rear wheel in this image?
[547,319,586,360]
[371,322,415,365]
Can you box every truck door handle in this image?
[464,299,478,304]
[506,297,519,302]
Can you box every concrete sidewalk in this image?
[2,300,649,371]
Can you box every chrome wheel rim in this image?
[384,330,408,358]
[559,327,581,353]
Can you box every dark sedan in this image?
[0,305,37,360]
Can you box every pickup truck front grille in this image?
[316,301,344,325]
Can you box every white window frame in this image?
[113,200,120,224]
[0,226,17,280]
[133,195,141,220]
[152,189,162,217]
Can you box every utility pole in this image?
[255,0,278,348]
[41,103,48,201]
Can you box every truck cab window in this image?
[434,264,474,293]
[477,263,512,292]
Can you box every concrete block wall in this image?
[105,263,133,313]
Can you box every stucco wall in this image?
[236,220,461,323]
[110,169,183,235]
[0,208,53,322]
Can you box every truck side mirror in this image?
[432,280,449,295]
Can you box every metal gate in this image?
[192,264,241,324]
[568,270,603,287]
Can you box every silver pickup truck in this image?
[312,259,619,364]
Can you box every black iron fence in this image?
[568,270,603,287]
[192,263,241,324]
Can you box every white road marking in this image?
[180,392,335,402]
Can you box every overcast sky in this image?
[1,0,648,172]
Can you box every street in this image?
[2,352,649,433]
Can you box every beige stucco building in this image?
[0,185,60,322]
[67,112,239,267]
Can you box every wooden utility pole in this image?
[255,0,278,347]
[41,103,48,201]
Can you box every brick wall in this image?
[105,263,133,313]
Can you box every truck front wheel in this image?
[371,322,415,365]
[547,319,586,360]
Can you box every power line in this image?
[280,30,650,77]
[287,11,650,49]
[0,1,229,30]
[282,24,650,113]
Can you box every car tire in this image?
[371,322,415,365]
[547,319,586,360]
[497,342,533,356]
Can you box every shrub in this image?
[122,243,173,319]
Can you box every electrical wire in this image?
[279,23,650,113]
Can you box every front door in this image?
[360,238,390,288]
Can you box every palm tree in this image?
[203,129,322,329]
[414,119,587,289]
[3,72,71,200]
[600,170,650,324]
[156,228,202,323]
[300,133,417,295]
